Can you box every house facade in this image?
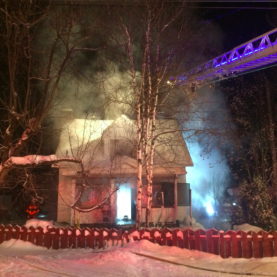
[55,111,193,226]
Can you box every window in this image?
[177,183,190,206]
[110,139,136,158]
[161,182,174,207]
[141,183,174,208]
[75,186,104,208]
[75,178,106,208]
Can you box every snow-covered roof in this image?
[56,114,193,175]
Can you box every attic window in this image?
[110,139,136,158]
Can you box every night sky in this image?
[196,1,276,53]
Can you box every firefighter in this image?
[26,199,40,219]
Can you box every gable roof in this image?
[56,115,193,175]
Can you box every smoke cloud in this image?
[42,4,232,220]
[183,86,232,220]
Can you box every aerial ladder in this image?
[172,28,277,89]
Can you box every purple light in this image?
[177,28,277,84]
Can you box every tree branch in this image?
[71,187,119,213]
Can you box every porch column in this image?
[110,178,116,224]
[174,175,178,222]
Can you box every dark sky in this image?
[195,1,276,52]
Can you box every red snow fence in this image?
[1,225,277,259]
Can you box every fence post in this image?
[183,228,195,250]
[108,228,115,246]
[128,228,139,241]
[263,231,274,257]
[273,231,277,256]
[21,226,28,242]
[200,229,207,253]
[0,225,5,244]
[253,231,263,258]
[98,229,104,249]
[219,230,225,258]
[95,228,101,248]
[77,228,85,249]
[36,226,44,246]
[242,231,252,259]
[206,229,213,254]
[48,227,55,249]
[28,226,35,244]
[72,228,78,249]
[60,228,68,249]
[122,230,129,246]
[172,229,178,247]
[231,230,242,258]
[117,229,122,246]
[13,225,21,240]
[83,227,91,248]
[88,228,95,249]
[6,225,13,241]
[224,230,232,258]
[67,228,74,249]
[194,229,201,251]
[231,230,238,258]
[206,228,219,255]
[146,228,155,243]
[139,228,145,241]
[141,228,151,241]
[174,228,184,248]
[103,228,109,249]
[44,228,51,249]
[152,228,162,245]
[164,228,173,246]
[213,230,220,256]
[53,227,60,250]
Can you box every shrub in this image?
[231,176,277,231]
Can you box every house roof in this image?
[56,114,193,176]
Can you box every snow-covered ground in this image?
[1,221,277,277]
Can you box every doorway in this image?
[116,184,131,221]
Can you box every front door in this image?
[116,184,131,221]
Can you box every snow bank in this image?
[233,223,263,232]
[24,219,54,231]
[0,239,46,250]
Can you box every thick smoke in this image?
[183,86,232,219]
[186,142,230,213]
[44,4,232,220]
[57,64,135,119]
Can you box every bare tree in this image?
[0,1,106,201]
[103,0,217,228]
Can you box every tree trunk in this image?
[145,18,153,228]
[265,78,277,199]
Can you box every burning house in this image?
[55,111,193,227]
